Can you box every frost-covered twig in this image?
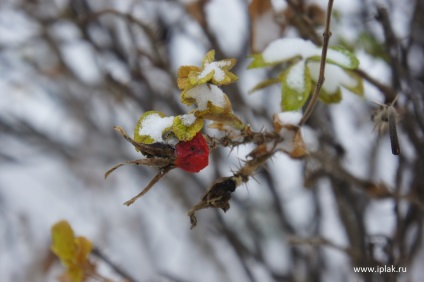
[299,0,334,126]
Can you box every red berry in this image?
[175,132,209,173]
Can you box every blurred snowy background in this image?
[1,0,423,281]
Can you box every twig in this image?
[92,247,137,282]
[298,0,334,126]
[354,69,397,102]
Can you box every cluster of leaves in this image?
[51,221,96,282]
[249,38,363,111]
[134,50,245,146]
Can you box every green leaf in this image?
[249,77,281,94]
[281,60,312,111]
[248,54,273,69]
[171,114,204,141]
[342,70,364,96]
[318,86,343,104]
[309,46,359,69]
[356,32,389,61]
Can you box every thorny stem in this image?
[188,151,274,228]
[298,0,334,126]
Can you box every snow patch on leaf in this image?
[278,128,296,153]
[183,84,226,110]
[277,111,303,125]
[172,114,204,141]
[286,60,307,93]
[138,112,174,143]
[180,113,197,126]
[262,38,318,63]
[198,61,232,82]
[308,62,357,94]
[326,47,359,69]
[273,114,308,158]
[281,60,311,111]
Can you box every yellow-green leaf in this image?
[74,236,93,265]
[134,111,173,146]
[51,220,77,266]
[206,111,245,131]
[177,65,201,90]
[67,265,84,282]
[342,70,364,96]
[202,50,216,66]
[178,50,238,89]
[187,54,238,86]
[249,77,281,94]
[309,46,359,69]
[327,46,359,69]
[181,84,231,112]
[171,113,204,141]
[50,220,93,282]
[248,54,272,69]
[281,60,312,111]
[318,87,342,104]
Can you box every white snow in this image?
[277,111,303,125]
[170,34,205,73]
[198,61,232,82]
[307,62,357,93]
[327,49,353,68]
[138,113,174,143]
[205,0,247,55]
[262,38,318,63]
[184,84,226,110]
[278,128,296,153]
[263,39,355,69]
[180,113,197,126]
[286,60,306,92]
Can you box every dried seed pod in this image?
[371,96,400,155]
[387,106,400,155]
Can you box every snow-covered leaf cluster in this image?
[134,50,243,146]
[249,38,364,111]
[177,50,245,131]
[134,111,203,145]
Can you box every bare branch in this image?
[299,0,334,126]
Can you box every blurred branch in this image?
[92,247,137,282]
[288,236,351,255]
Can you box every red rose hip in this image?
[175,132,209,173]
